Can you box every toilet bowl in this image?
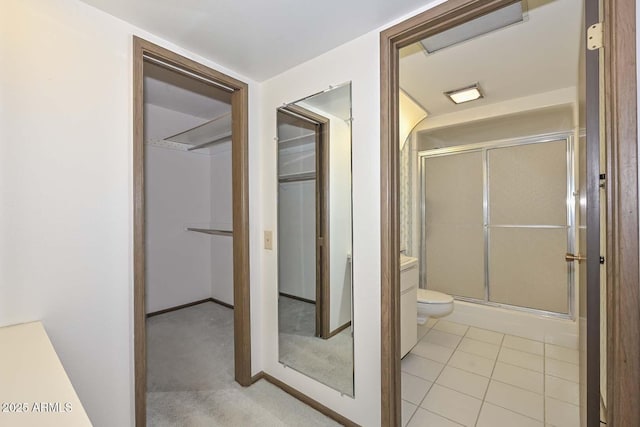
[417,288,454,320]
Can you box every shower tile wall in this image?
[402,319,580,427]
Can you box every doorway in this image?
[277,106,331,338]
[380,0,639,426]
[133,37,251,427]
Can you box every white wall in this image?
[326,113,353,331]
[0,1,263,426]
[261,33,381,424]
[145,145,213,313]
[210,141,234,306]
[259,1,443,420]
[278,179,317,300]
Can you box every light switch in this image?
[264,230,273,250]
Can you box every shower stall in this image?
[418,132,576,319]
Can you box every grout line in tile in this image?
[402,398,418,427]
[423,408,465,426]
[545,354,580,366]
[454,348,497,363]
[544,370,580,382]
[473,332,505,426]
[488,377,543,396]
[494,357,546,376]
[415,321,466,410]
[478,400,547,425]
[429,381,485,402]
[546,395,580,408]
[401,369,435,382]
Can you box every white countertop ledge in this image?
[0,321,92,426]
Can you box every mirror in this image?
[277,82,354,396]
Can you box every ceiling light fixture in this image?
[420,2,526,54]
[445,83,484,104]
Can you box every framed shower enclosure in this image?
[418,132,576,319]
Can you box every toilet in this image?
[400,254,455,324]
[417,288,454,322]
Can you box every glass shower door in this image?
[421,150,485,300]
[420,136,574,316]
[487,139,572,315]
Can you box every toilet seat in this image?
[417,289,454,304]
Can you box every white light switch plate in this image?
[264,230,273,250]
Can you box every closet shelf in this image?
[278,172,316,183]
[278,133,315,144]
[165,112,232,149]
[278,132,316,150]
[187,132,232,151]
[187,227,233,236]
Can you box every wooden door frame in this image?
[277,105,331,338]
[379,0,639,426]
[602,0,640,425]
[133,37,251,427]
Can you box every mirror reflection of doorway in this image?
[277,108,330,338]
[276,83,354,397]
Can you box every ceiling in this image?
[144,61,231,142]
[79,0,434,81]
[144,61,231,119]
[298,83,352,121]
[400,0,583,119]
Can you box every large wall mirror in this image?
[277,82,354,396]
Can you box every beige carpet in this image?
[278,297,354,396]
[146,302,341,427]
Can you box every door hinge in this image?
[600,256,605,265]
[587,23,604,50]
[599,173,606,189]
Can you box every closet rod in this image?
[187,132,232,151]
[143,55,235,92]
[186,228,233,236]
[279,172,316,183]
[278,133,316,144]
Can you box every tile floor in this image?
[402,319,581,427]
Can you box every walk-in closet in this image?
[142,59,237,424]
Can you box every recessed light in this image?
[445,83,484,104]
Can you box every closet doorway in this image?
[133,37,250,427]
[277,106,330,338]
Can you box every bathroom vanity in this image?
[400,255,418,358]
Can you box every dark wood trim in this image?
[379,3,516,425]
[211,297,235,310]
[260,372,359,427]
[279,292,316,305]
[250,371,265,384]
[327,321,351,339]
[278,105,331,339]
[146,298,214,318]
[585,0,602,425]
[133,36,146,427]
[378,1,640,425]
[133,36,251,426]
[603,0,640,425]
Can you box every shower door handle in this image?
[565,253,587,263]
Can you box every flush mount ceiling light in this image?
[445,83,484,104]
[420,2,526,54]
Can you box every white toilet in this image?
[400,255,455,357]
[417,288,454,322]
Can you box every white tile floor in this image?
[402,319,581,427]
